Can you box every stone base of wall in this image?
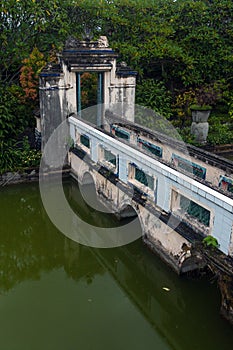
[0,169,39,186]
[0,167,71,186]
[143,235,205,275]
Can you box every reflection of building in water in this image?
[64,239,104,285]
[1,182,231,347]
[84,241,221,350]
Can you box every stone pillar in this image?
[97,72,104,127]
[39,73,66,151]
[108,61,137,123]
[190,109,211,143]
[118,155,128,183]
[76,73,81,115]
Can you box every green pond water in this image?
[0,179,233,350]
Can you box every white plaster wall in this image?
[62,64,77,114]
[106,59,136,121]
[145,212,191,258]
[169,147,223,186]
[135,134,226,186]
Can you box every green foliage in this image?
[2,0,233,90]
[172,90,195,126]
[0,138,41,174]
[225,90,233,121]
[207,116,233,145]
[136,79,172,118]
[170,0,233,86]
[229,102,233,119]
[1,0,233,153]
[0,141,20,174]
[190,105,212,111]
[0,0,69,84]
[0,85,33,142]
[202,235,219,249]
[177,127,200,146]
[75,0,232,88]
[66,1,233,137]
[81,72,98,109]
[172,80,229,139]
[193,83,222,107]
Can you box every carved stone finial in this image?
[119,61,127,67]
[98,36,109,48]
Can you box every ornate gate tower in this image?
[37,36,137,150]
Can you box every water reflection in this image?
[0,181,232,350]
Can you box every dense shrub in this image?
[0,138,41,174]
[136,79,172,119]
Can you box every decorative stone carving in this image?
[98,36,109,48]
[191,109,211,123]
[119,61,127,67]
[65,36,109,49]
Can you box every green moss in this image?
[190,104,212,111]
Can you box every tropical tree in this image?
[1,0,233,163]
[0,0,69,172]
[20,47,46,103]
[0,0,69,85]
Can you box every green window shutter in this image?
[180,196,190,212]
[115,128,130,140]
[172,154,206,179]
[138,139,162,158]
[104,149,116,166]
[180,195,210,226]
[80,134,90,148]
[135,167,154,190]
[146,174,154,190]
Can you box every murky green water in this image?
[0,179,233,350]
